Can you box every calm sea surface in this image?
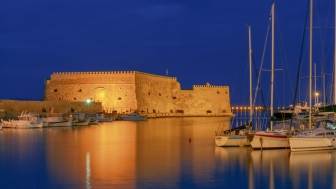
[0,117,335,189]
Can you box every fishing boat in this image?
[289,120,336,151]
[2,112,43,129]
[118,113,147,121]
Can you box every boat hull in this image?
[215,135,250,147]
[251,133,289,150]
[289,137,336,152]
[45,121,72,127]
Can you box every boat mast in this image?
[334,0,336,104]
[248,26,253,124]
[270,3,275,131]
[309,0,313,129]
[314,63,317,105]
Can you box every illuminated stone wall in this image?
[45,71,232,116]
[0,100,102,114]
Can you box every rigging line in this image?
[292,0,309,108]
[253,21,271,109]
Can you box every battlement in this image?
[192,84,228,89]
[50,71,177,81]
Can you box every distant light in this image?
[85,99,92,105]
[315,92,320,97]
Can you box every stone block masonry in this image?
[45,71,232,117]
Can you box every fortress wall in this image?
[135,73,180,114]
[173,85,231,115]
[45,72,137,113]
[44,71,232,116]
[0,100,102,114]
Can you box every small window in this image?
[78,89,82,92]
[54,89,58,92]
[172,96,177,99]
[217,91,220,94]
[148,92,151,96]
[206,110,212,114]
[118,97,122,100]
[73,97,77,100]
[158,93,161,96]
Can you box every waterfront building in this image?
[45,71,232,116]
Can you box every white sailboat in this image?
[289,0,336,152]
[215,25,254,147]
[250,3,290,150]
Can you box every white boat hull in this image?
[215,135,250,147]
[72,120,90,126]
[2,120,43,129]
[251,133,289,150]
[45,121,72,127]
[289,137,336,152]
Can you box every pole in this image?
[270,3,275,131]
[248,26,253,124]
[314,63,317,105]
[309,0,313,129]
[334,0,336,104]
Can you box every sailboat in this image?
[289,0,336,152]
[250,3,290,150]
[215,26,254,147]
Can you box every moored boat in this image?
[289,120,336,152]
[42,114,72,127]
[118,113,147,121]
[1,112,43,129]
[250,130,289,149]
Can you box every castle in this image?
[44,71,232,116]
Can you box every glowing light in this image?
[86,99,92,105]
[315,92,320,97]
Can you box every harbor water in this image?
[0,117,334,189]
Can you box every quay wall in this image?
[45,71,232,117]
[0,100,102,114]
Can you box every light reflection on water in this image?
[0,117,335,189]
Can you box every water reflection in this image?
[1,117,336,189]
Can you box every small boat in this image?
[42,115,72,127]
[215,123,252,147]
[289,120,336,152]
[118,113,147,121]
[2,112,43,129]
[250,129,290,150]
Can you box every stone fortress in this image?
[45,71,232,117]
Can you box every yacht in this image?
[289,120,336,152]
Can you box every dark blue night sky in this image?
[0,0,334,106]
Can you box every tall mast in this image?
[334,0,336,104]
[270,3,275,131]
[248,26,253,124]
[309,0,313,129]
[314,63,317,105]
